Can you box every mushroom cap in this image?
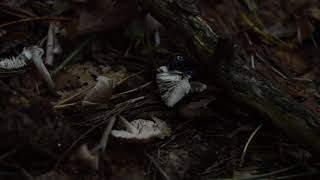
[21,47,33,60]
[111,117,171,142]
[83,76,113,105]
[156,69,191,107]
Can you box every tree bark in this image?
[143,0,320,154]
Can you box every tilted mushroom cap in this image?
[82,76,113,105]
[0,47,33,70]
[111,115,171,142]
[21,47,33,60]
[156,66,191,107]
[70,144,99,171]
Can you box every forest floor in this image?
[0,0,319,179]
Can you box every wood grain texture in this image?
[143,0,320,154]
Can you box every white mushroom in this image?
[29,46,56,93]
[0,56,27,70]
[70,144,99,171]
[111,115,171,142]
[0,47,32,70]
[145,13,162,46]
[45,22,62,66]
[82,76,113,105]
[156,66,191,107]
[21,47,33,60]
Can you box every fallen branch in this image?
[143,0,320,154]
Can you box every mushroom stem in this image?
[145,13,162,46]
[30,46,56,93]
[45,22,61,65]
[119,115,138,133]
[93,115,117,153]
[154,31,160,46]
[151,115,167,130]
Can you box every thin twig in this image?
[145,152,172,180]
[54,71,144,109]
[250,54,255,69]
[0,4,37,18]
[311,35,318,49]
[160,130,192,148]
[269,66,288,80]
[52,36,94,75]
[0,16,72,29]
[111,81,152,99]
[0,7,30,18]
[54,85,94,107]
[116,70,144,86]
[276,171,318,179]
[54,102,78,109]
[200,158,230,175]
[152,148,162,180]
[0,149,17,161]
[254,52,288,80]
[239,124,263,167]
[94,116,117,153]
[96,115,117,180]
[82,96,145,126]
[244,32,253,46]
[19,168,34,180]
[227,124,254,138]
[54,98,136,168]
[115,96,145,108]
[218,164,299,180]
[290,77,313,82]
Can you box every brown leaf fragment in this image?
[296,16,315,43]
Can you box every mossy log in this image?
[143,0,320,154]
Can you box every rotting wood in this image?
[142,0,320,154]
